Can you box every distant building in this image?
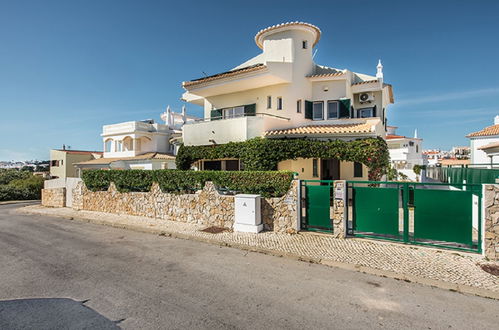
[451,146,470,159]
[75,107,198,174]
[422,149,442,166]
[386,126,424,181]
[50,148,103,179]
[467,116,499,165]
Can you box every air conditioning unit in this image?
[358,93,374,103]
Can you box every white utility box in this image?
[234,194,263,233]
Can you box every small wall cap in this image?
[235,194,261,198]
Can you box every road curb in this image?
[0,200,40,206]
[18,206,499,300]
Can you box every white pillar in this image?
[133,138,137,152]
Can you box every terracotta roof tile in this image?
[183,64,266,87]
[467,124,499,137]
[265,123,373,136]
[55,149,102,155]
[352,79,379,86]
[386,134,406,140]
[307,72,345,78]
[75,152,175,165]
[478,141,499,150]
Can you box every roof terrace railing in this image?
[184,112,290,124]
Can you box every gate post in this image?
[403,183,410,243]
[332,180,347,238]
[483,184,499,261]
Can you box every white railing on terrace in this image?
[183,112,290,124]
[103,121,169,134]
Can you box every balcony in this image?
[102,121,169,136]
[182,113,290,146]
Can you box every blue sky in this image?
[1,0,498,161]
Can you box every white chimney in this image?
[376,59,383,83]
[181,105,187,124]
[494,115,499,125]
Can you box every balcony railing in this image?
[184,112,290,124]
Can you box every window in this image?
[203,160,222,171]
[416,145,419,153]
[409,141,414,147]
[302,40,308,49]
[354,162,363,178]
[327,101,339,119]
[267,96,272,109]
[277,97,283,110]
[312,159,319,177]
[223,106,244,119]
[116,140,123,152]
[105,140,113,152]
[296,100,302,113]
[50,160,60,167]
[313,101,324,120]
[357,107,374,118]
[225,160,239,171]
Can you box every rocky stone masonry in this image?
[70,180,298,233]
[484,184,499,261]
[41,188,66,208]
[330,181,346,238]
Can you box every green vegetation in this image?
[0,169,44,201]
[413,164,426,175]
[176,137,389,180]
[82,169,294,198]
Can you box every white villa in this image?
[467,115,499,166]
[386,126,424,181]
[75,107,198,173]
[181,22,394,180]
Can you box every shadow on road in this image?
[0,298,121,329]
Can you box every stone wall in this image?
[331,181,346,238]
[262,180,298,233]
[71,180,298,233]
[41,188,66,208]
[483,184,499,261]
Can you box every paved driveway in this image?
[0,203,498,329]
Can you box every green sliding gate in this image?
[347,181,481,253]
[301,180,333,232]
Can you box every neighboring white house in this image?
[386,126,424,181]
[75,107,198,174]
[181,22,394,180]
[467,116,499,166]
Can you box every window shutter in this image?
[210,109,222,120]
[244,104,256,116]
[305,101,313,119]
[339,99,351,118]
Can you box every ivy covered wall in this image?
[176,137,390,180]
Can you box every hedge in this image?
[82,170,294,198]
[0,170,44,201]
[175,137,389,180]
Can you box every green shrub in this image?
[413,164,426,175]
[175,137,389,181]
[0,169,44,201]
[0,169,32,185]
[82,170,294,197]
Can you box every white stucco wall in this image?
[470,136,499,164]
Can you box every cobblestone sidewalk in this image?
[20,205,499,299]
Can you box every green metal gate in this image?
[353,187,400,238]
[347,181,482,253]
[301,180,333,232]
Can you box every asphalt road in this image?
[0,204,497,329]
